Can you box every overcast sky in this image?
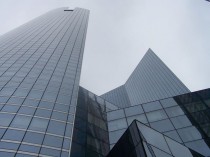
[0,0,209,95]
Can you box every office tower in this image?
[0,8,89,157]
[102,49,190,108]
[0,6,209,157]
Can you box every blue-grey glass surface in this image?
[71,86,111,157]
[102,49,190,107]
[0,7,89,157]
[106,88,210,156]
[107,120,203,157]
[101,85,131,108]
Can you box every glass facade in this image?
[174,88,210,155]
[0,8,89,157]
[101,85,131,108]
[107,120,203,157]
[102,49,190,107]
[71,87,118,157]
[106,89,210,156]
[0,5,209,157]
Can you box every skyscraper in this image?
[0,7,209,157]
[0,8,89,157]
[102,49,190,108]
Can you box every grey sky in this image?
[0,0,209,95]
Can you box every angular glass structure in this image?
[0,6,209,157]
[107,120,204,157]
[102,49,190,108]
[106,88,210,156]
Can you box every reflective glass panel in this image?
[146,109,167,122]
[185,139,210,156]
[171,115,192,129]
[107,109,125,121]
[109,129,126,144]
[160,98,178,108]
[29,118,49,132]
[10,115,31,129]
[143,101,162,112]
[124,105,144,117]
[165,106,184,117]
[108,118,127,132]
[177,126,202,142]
[150,119,174,132]
[151,145,173,157]
[165,136,193,157]
[137,122,170,154]
[127,114,148,125]
[0,113,14,127]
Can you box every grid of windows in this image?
[174,89,210,155]
[0,7,89,157]
[102,49,190,107]
[101,85,131,108]
[71,87,118,157]
[107,120,203,157]
[107,89,210,156]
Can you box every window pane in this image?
[108,118,127,132]
[40,147,60,157]
[124,105,144,117]
[177,126,202,142]
[150,119,174,132]
[146,110,167,122]
[165,137,193,157]
[2,104,20,113]
[52,111,68,121]
[29,118,49,132]
[39,101,54,109]
[165,106,184,117]
[164,130,182,143]
[109,129,126,144]
[0,96,9,103]
[7,97,24,105]
[54,103,69,112]
[107,109,125,121]
[18,106,36,115]
[0,113,14,127]
[137,122,170,154]
[19,144,40,154]
[127,114,148,125]
[23,99,39,107]
[185,139,210,157]
[0,128,6,138]
[11,115,31,129]
[35,109,51,118]
[23,132,44,145]
[43,135,63,148]
[151,146,173,157]
[47,120,65,135]
[143,101,162,112]
[0,141,19,150]
[27,89,43,99]
[160,98,178,108]
[3,129,25,141]
[171,115,192,129]
[0,151,15,156]
[63,138,71,150]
